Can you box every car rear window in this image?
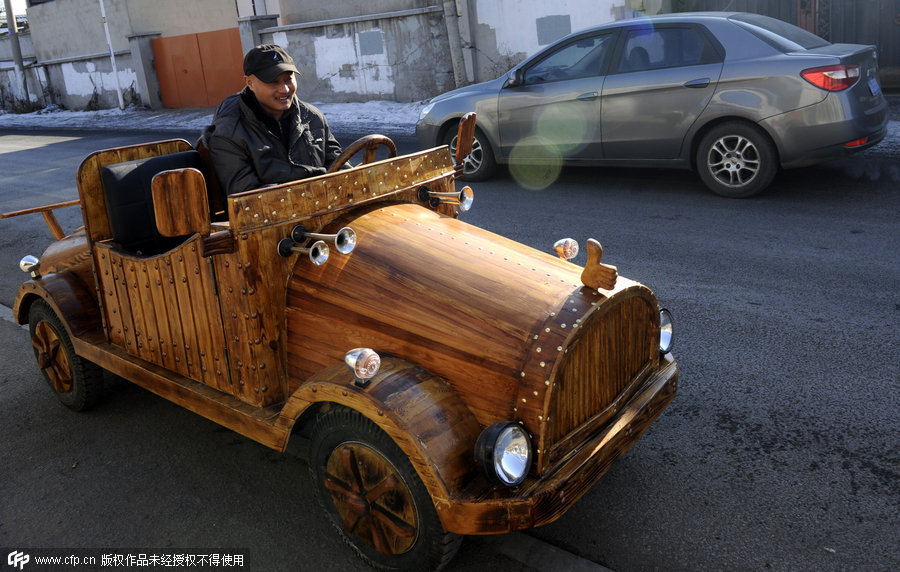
[730,13,831,52]
[619,26,718,72]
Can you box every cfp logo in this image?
[7,552,30,570]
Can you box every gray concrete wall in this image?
[0,30,41,109]
[0,29,33,63]
[277,0,426,26]
[39,51,140,109]
[259,6,456,103]
[26,0,237,61]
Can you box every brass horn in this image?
[417,185,474,213]
[277,237,330,266]
[290,224,357,255]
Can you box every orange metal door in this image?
[152,28,243,108]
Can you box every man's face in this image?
[246,71,297,119]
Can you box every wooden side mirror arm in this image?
[201,229,236,257]
[455,112,477,169]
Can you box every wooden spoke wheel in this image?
[327,135,398,173]
[309,407,461,571]
[28,300,103,411]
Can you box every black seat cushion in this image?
[100,151,203,255]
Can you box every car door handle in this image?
[576,91,600,100]
[684,78,710,88]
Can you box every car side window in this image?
[523,33,613,84]
[619,27,712,72]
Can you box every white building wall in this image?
[470,0,628,80]
[477,0,622,57]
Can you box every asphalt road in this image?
[0,126,897,572]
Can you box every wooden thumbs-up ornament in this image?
[580,238,618,291]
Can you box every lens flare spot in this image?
[509,136,563,190]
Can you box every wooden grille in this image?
[545,293,657,464]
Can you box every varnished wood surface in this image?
[455,112,477,168]
[580,238,618,290]
[227,148,456,231]
[35,231,94,284]
[439,355,677,534]
[284,203,649,455]
[71,335,288,451]
[324,442,418,554]
[94,237,230,392]
[13,271,103,340]
[326,134,398,173]
[152,168,211,237]
[280,356,483,500]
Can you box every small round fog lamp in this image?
[553,238,579,260]
[659,308,674,354]
[475,422,533,487]
[344,348,381,387]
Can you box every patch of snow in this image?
[0,101,425,136]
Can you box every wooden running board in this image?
[72,337,289,451]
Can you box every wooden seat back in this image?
[76,139,194,245]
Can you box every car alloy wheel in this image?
[697,121,777,198]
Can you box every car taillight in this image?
[801,64,860,91]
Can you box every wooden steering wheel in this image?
[327,134,398,173]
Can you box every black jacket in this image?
[201,88,343,195]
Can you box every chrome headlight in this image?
[659,308,674,354]
[475,422,533,487]
[418,102,435,121]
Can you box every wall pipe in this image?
[98,0,124,109]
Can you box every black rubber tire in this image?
[695,121,778,198]
[445,124,496,182]
[308,406,462,571]
[28,299,104,411]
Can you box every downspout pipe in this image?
[3,0,29,102]
[98,0,125,109]
[442,0,467,88]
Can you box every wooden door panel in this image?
[197,28,244,106]
[153,29,243,108]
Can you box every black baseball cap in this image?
[243,44,300,82]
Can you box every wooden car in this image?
[3,116,678,571]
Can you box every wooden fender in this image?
[12,229,100,335]
[277,356,484,528]
[13,271,103,342]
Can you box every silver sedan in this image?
[416,12,889,197]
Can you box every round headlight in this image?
[418,102,435,121]
[659,308,674,354]
[475,422,533,487]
